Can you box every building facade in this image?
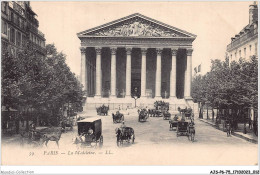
[226,2,258,63]
[1,1,46,57]
[78,13,196,107]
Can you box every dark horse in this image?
[138,109,148,122]
[112,112,124,123]
[115,127,135,146]
[96,105,109,116]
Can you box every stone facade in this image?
[1,1,46,57]
[226,2,258,63]
[77,13,196,106]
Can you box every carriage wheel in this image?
[99,135,103,148]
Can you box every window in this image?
[1,2,7,13]
[1,20,7,35]
[16,31,21,46]
[230,54,232,60]
[235,52,237,58]
[21,20,24,29]
[255,43,258,55]
[17,17,20,27]
[239,50,241,58]
[10,12,14,22]
[10,28,15,43]
[22,35,26,46]
[244,48,246,58]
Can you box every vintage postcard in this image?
[1,1,259,173]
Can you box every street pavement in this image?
[1,109,258,165]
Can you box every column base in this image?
[154,96,162,101]
[184,96,193,100]
[139,96,147,101]
[169,96,177,101]
[109,95,117,100]
[124,95,132,99]
[94,95,101,99]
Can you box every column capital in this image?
[126,47,132,55]
[156,48,163,56]
[141,48,147,55]
[111,47,117,55]
[171,48,178,56]
[186,48,193,56]
[95,47,102,54]
[80,47,86,53]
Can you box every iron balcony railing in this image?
[227,28,258,51]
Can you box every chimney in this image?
[249,1,258,25]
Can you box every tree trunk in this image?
[207,106,209,119]
[26,108,29,131]
[199,105,204,119]
[212,108,215,121]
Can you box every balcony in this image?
[227,28,258,51]
[28,24,45,38]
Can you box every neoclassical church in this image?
[77,13,196,109]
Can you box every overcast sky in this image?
[31,1,253,76]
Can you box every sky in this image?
[31,1,253,76]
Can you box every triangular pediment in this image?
[78,13,196,38]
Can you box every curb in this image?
[199,118,258,144]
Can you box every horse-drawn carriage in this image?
[178,107,193,120]
[169,115,179,131]
[96,105,109,116]
[176,121,195,141]
[20,126,63,148]
[112,111,124,123]
[149,101,169,117]
[163,110,171,120]
[138,109,149,122]
[74,117,103,148]
[115,126,135,146]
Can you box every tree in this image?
[1,43,83,129]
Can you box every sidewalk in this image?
[199,117,258,144]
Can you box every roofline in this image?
[77,35,196,40]
[77,13,197,38]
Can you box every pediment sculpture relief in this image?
[92,21,178,37]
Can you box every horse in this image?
[148,109,156,117]
[42,128,62,148]
[96,105,109,116]
[138,109,148,122]
[112,112,124,123]
[115,127,135,146]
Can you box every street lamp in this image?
[133,96,138,108]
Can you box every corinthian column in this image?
[155,48,162,99]
[80,47,87,94]
[95,47,102,98]
[170,48,177,100]
[110,47,117,98]
[125,47,132,98]
[141,48,147,98]
[184,48,193,99]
